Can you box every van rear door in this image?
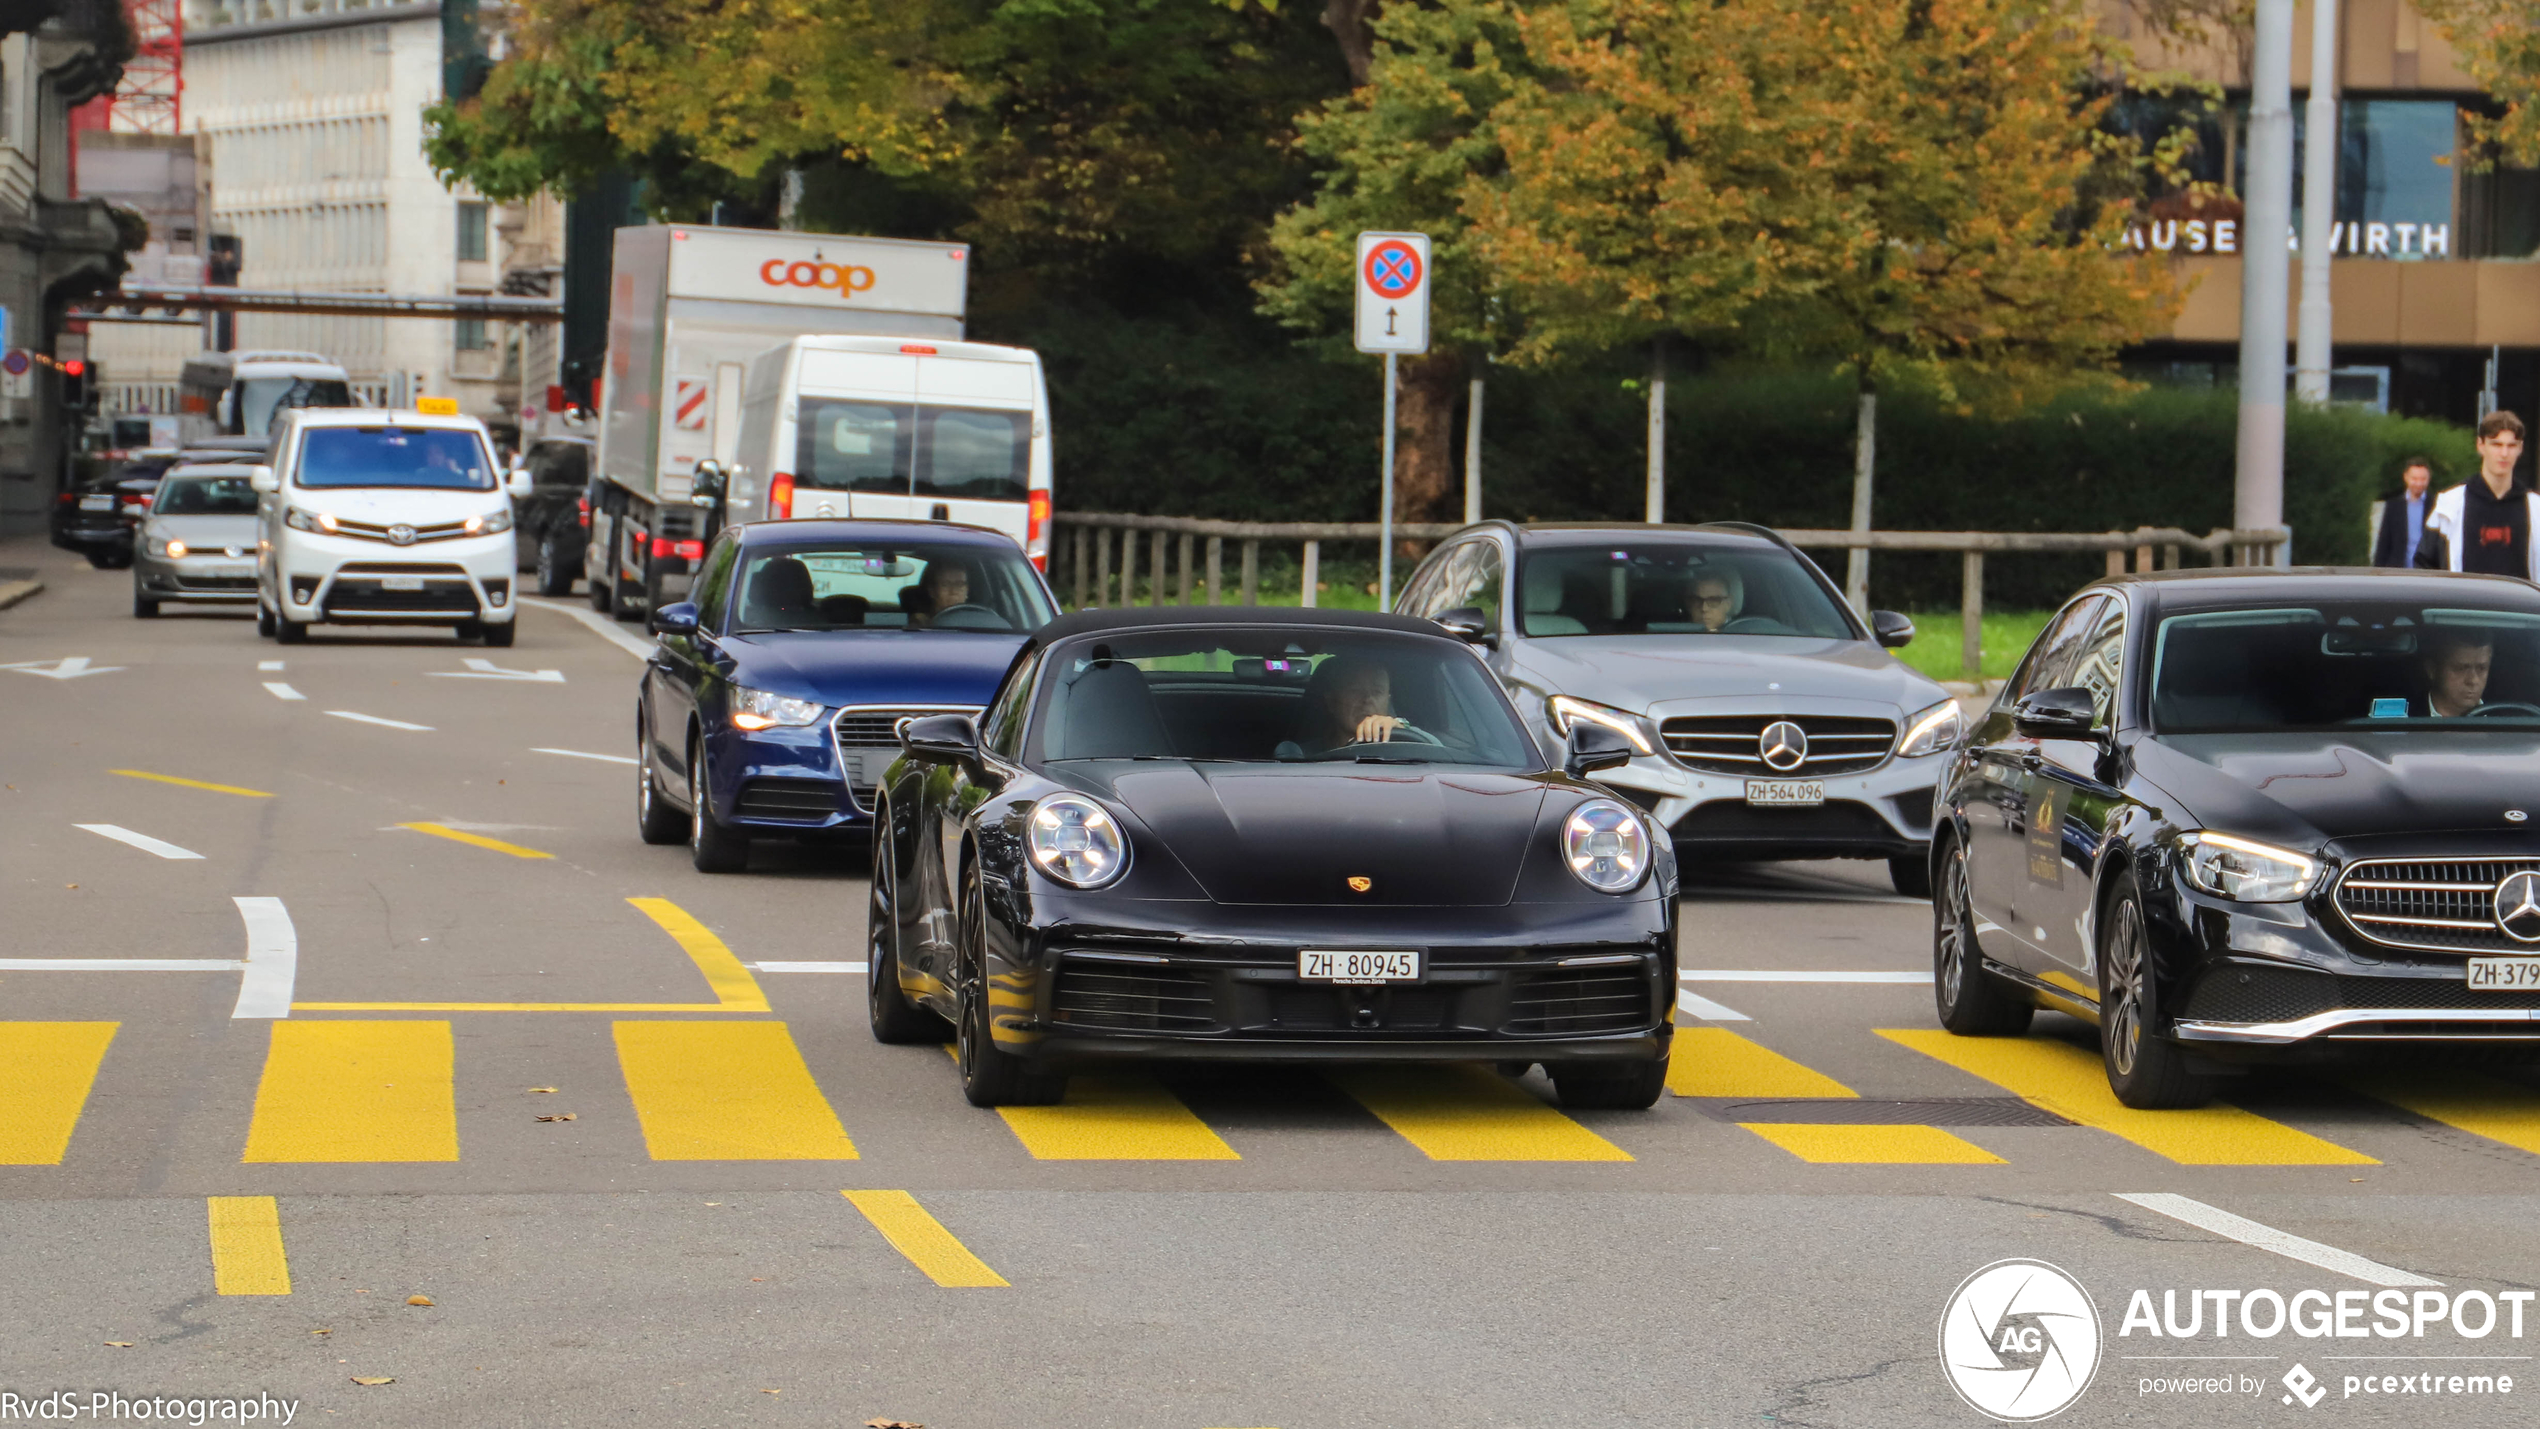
[912,356,1036,547]
[791,349,920,521]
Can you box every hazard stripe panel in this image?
[0,1023,117,1165]
[242,1021,459,1163]
[1329,1065,1632,1162]
[1879,1029,2377,1166]
[843,1190,1008,1287]
[613,1021,857,1160]
[207,1196,292,1296]
[2349,1070,2540,1156]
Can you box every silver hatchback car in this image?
[1394,522,1962,896]
[132,462,263,618]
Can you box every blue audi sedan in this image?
[634,518,1058,871]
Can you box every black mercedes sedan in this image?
[1933,568,2540,1108]
[866,607,1678,1109]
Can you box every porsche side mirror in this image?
[248,464,278,494]
[1871,610,1915,649]
[2014,686,2102,742]
[648,601,698,636]
[1564,721,1635,779]
[1434,605,1493,644]
[901,712,982,763]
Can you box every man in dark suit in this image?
[2373,457,2434,568]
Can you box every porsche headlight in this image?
[1897,698,1964,758]
[1562,798,1650,893]
[283,506,337,534]
[1547,695,1655,756]
[1028,793,1128,889]
[463,508,513,535]
[2177,831,2319,903]
[728,684,825,731]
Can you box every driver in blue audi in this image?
[2423,629,2494,718]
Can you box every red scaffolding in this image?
[71,0,183,136]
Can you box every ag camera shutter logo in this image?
[1940,1259,2102,1421]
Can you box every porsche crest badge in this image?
[1347,876,1373,894]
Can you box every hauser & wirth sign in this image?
[2117,217,2453,257]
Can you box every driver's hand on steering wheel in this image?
[1354,714,1405,744]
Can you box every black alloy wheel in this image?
[275,612,308,644]
[133,591,159,618]
[687,738,749,873]
[455,619,486,644]
[587,519,614,614]
[1933,836,2032,1035]
[954,864,1066,1107]
[868,825,951,1044]
[1548,1057,1669,1110]
[256,601,276,638]
[481,619,516,648]
[536,528,576,596]
[1889,853,1933,900]
[2098,869,2211,1109]
[635,713,684,845]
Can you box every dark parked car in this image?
[636,518,1060,872]
[513,435,592,595]
[50,453,186,567]
[865,606,1679,1109]
[1933,568,2540,1108]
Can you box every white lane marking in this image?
[262,682,305,701]
[0,959,241,971]
[535,747,639,766]
[230,896,297,1019]
[752,961,869,973]
[1675,988,1750,1022]
[257,660,285,671]
[431,657,565,683]
[325,710,433,731]
[1,656,123,680]
[519,595,652,659]
[2115,1193,2443,1288]
[76,823,205,860]
[1682,970,1931,984]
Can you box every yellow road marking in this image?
[396,822,553,860]
[1669,1026,1858,1099]
[1330,1065,1632,1162]
[242,1021,459,1163]
[112,769,273,798]
[841,1190,1007,1287]
[2350,1070,2540,1155]
[294,898,769,1014]
[993,1075,1241,1160]
[614,1021,856,1160]
[0,1023,117,1164]
[1879,1030,2377,1166]
[207,1196,292,1295]
[1738,1123,2007,1164]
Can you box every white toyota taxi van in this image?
[252,404,531,645]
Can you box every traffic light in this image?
[59,358,91,412]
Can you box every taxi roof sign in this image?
[414,397,460,416]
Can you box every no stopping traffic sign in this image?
[1354,231,1430,355]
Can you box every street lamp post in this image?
[2294,0,2339,407]
[2237,0,2296,563]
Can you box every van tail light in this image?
[576,494,591,530]
[1027,488,1050,571]
[770,472,794,519]
[648,538,705,560]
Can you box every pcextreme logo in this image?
[1940,1259,2103,1422]
[759,258,877,300]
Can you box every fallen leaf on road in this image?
[104,1342,132,1348]
[406,1296,433,1307]
[310,1329,331,1336]
[534,1113,575,1123]
[527,1087,558,1094]
[760,1388,780,1395]
[349,1378,393,1387]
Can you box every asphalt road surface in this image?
[5,536,2539,1429]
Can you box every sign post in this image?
[1354,231,1430,610]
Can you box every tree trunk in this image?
[1323,0,1379,85]
[1392,349,1461,559]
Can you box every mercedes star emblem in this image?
[386,524,418,547]
[2497,871,2540,943]
[1758,720,1808,773]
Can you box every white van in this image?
[180,350,358,443]
[251,407,531,646]
[727,335,1053,569]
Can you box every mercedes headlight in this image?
[463,508,514,535]
[2177,831,2318,903]
[1562,798,1650,893]
[728,684,825,731]
[283,506,337,534]
[1547,695,1654,756]
[1897,698,1964,758]
[1028,793,1128,889]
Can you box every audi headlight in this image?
[1897,698,1964,758]
[728,685,825,731]
[463,508,513,535]
[1028,793,1128,889]
[1562,798,1650,893]
[1547,695,1654,756]
[283,506,337,534]
[2176,831,2318,903]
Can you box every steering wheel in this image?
[1723,616,1787,635]
[2467,702,2540,719]
[928,603,1009,631]
[1334,722,1442,750]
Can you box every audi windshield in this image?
[2152,602,2540,731]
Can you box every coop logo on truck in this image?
[759,259,877,300]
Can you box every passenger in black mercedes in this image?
[2422,630,2494,718]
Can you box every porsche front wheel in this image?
[954,865,1065,1107]
[868,825,951,1044]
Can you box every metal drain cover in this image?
[1695,1097,2074,1128]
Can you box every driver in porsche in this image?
[1303,653,1407,748]
[2423,631,2494,717]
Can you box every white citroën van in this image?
[726,335,1054,569]
[252,405,533,646]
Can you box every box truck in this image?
[586,224,1053,616]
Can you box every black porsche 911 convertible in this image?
[865,607,1679,1109]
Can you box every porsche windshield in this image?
[2152,602,2540,731]
[728,543,1054,633]
[1515,539,1854,639]
[1032,630,1538,767]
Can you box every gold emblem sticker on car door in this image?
[2026,781,2065,887]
